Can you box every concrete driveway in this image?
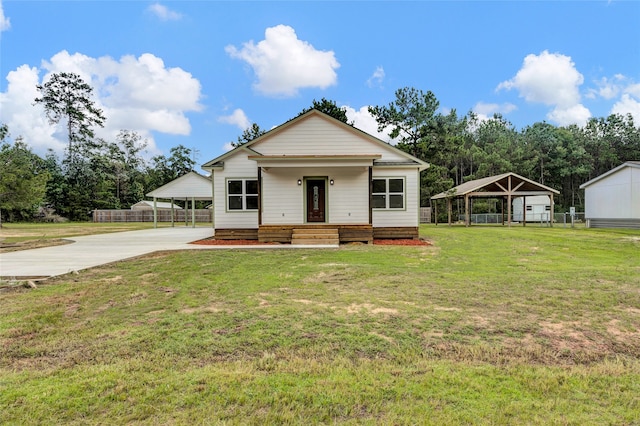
[0,227,214,279]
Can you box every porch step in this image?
[291,228,339,245]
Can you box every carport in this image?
[146,171,213,228]
[431,172,560,226]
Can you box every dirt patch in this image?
[346,303,398,315]
[374,239,431,246]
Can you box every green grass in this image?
[1,225,639,424]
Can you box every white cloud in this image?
[0,65,65,153]
[218,108,251,130]
[344,105,393,143]
[225,25,340,97]
[0,0,10,31]
[498,50,583,107]
[147,3,182,21]
[611,94,640,123]
[0,50,203,156]
[473,102,517,121]
[366,66,385,88]
[547,104,592,127]
[586,74,627,100]
[498,50,591,126]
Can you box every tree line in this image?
[366,87,640,212]
[1,77,639,223]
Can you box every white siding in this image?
[261,167,369,225]
[512,196,551,222]
[372,167,420,227]
[633,167,640,218]
[213,153,259,228]
[585,167,638,219]
[252,115,407,162]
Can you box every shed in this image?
[201,109,429,243]
[145,171,213,227]
[131,201,183,211]
[579,161,640,229]
[431,172,559,226]
[512,195,551,222]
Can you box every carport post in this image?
[191,197,195,228]
[171,197,175,227]
[153,197,158,229]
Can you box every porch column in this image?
[211,172,215,229]
[550,194,555,227]
[258,167,262,226]
[523,195,527,227]
[368,166,373,225]
[447,198,452,225]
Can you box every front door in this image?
[306,179,326,222]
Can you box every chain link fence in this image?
[453,212,586,227]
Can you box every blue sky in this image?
[1,1,639,166]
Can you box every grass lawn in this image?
[1,225,639,424]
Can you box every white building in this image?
[579,161,640,229]
[201,110,430,243]
[512,195,551,222]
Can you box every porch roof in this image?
[247,154,382,168]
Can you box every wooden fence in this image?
[92,209,212,223]
[420,207,432,223]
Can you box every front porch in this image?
[213,224,419,244]
[258,224,373,244]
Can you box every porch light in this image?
[330,179,334,185]
[297,179,302,185]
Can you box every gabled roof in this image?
[579,161,640,189]
[146,171,212,200]
[431,172,559,200]
[201,109,429,171]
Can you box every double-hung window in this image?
[372,178,404,209]
[227,179,258,211]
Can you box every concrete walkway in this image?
[0,227,338,279]
[0,227,215,279]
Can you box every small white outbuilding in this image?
[512,195,551,222]
[579,161,640,229]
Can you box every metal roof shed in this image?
[431,172,560,226]
[145,171,213,228]
[579,161,640,229]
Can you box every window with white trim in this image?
[372,178,404,209]
[227,179,258,211]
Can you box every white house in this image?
[579,161,640,229]
[201,110,429,243]
[512,195,551,222]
